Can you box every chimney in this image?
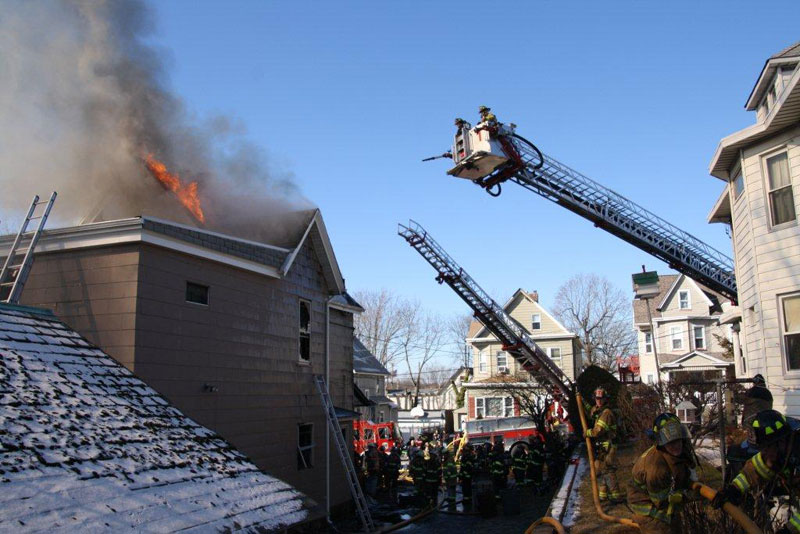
[529,290,539,302]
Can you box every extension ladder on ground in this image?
[313,375,375,533]
[0,192,57,304]
[398,221,573,399]
[500,136,737,301]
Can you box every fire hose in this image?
[524,516,566,534]
[576,392,641,529]
[692,483,762,534]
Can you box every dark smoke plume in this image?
[0,0,311,245]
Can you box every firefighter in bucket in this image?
[585,387,623,503]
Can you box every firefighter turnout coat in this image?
[730,452,800,533]
[628,445,694,529]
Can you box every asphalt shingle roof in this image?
[771,41,800,59]
[0,303,307,532]
[353,338,390,376]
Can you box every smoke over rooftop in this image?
[0,0,312,245]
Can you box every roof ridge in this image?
[771,40,800,59]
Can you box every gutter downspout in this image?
[325,294,334,521]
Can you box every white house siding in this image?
[732,125,800,414]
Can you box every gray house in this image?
[0,209,361,519]
[353,337,396,423]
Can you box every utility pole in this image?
[632,269,663,387]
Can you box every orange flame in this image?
[144,154,206,224]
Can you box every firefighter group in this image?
[583,376,800,534]
[356,428,568,513]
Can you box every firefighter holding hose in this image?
[628,413,696,534]
[712,409,799,534]
[585,387,623,503]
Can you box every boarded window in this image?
[297,423,313,470]
[299,300,311,361]
[531,314,541,330]
[186,281,209,305]
[766,152,795,226]
[782,294,800,371]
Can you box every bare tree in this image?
[352,289,415,368]
[447,312,473,367]
[552,273,636,372]
[397,306,449,406]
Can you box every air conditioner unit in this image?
[498,367,509,374]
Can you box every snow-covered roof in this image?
[0,303,307,532]
[353,337,390,376]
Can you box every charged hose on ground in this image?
[524,516,567,534]
[692,483,762,534]
[377,505,436,534]
[576,393,641,530]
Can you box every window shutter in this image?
[468,396,475,419]
[514,399,520,416]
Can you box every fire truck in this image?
[464,416,544,455]
[353,420,399,456]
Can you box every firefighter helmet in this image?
[594,387,609,400]
[654,413,689,446]
[479,105,490,113]
[753,374,766,387]
[752,409,791,448]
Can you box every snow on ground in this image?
[551,447,588,528]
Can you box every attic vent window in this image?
[186,282,209,306]
[299,300,311,361]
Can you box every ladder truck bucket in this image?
[447,123,516,180]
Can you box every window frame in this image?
[496,351,508,373]
[297,423,314,470]
[762,148,796,229]
[670,325,683,351]
[678,290,691,310]
[779,292,800,374]
[475,397,485,418]
[479,349,488,373]
[732,168,745,200]
[644,331,653,354]
[299,299,311,362]
[503,397,514,417]
[548,347,562,368]
[476,396,513,419]
[531,313,541,331]
[693,324,706,350]
[185,281,210,306]
[647,374,654,385]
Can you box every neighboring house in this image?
[353,337,396,423]
[707,41,800,415]
[463,289,582,421]
[387,387,443,411]
[0,302,308,532]
[0,210,361,517]
[633,274,734,384]
[439,366,472,410]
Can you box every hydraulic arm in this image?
[398,220,573,399]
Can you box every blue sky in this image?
[149,1,800,318]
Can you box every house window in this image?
[496,351,508,373]
[186,281,209,305]
[549,347,562,368]
[363,388,370,398]
[644,332,653,353]
[531,314,541,330]
[504,397,514,417]
[297,423,313,470]
[299,300,311,361]
[693,325,705,350]
[475,398,485,418]
[780,293,800,371]
[679,290,690,310]
[733,170,745,199]
[766,152,795,227]
[647,374,654,385]
[479,350,488,373]
[670,326,683,351]
[378,411,385,422]
[485,397,503,417]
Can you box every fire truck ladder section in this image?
[314,375,375,534]
[0,192,57,305]
[398,220,573,399]
[492,135,737,302]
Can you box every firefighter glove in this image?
[584,429,593,438]
[668,492,683,505]
[711,485,741,509]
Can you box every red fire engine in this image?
[353,420,399,455]
[464,416,544,454]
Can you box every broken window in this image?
[297,423,313,470]
[299,300,311,361]
[766,152,795,227]
[186,281,209,305]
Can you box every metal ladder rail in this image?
[0,192,57,304]
[399,222,572,398]
[401,223,571,394]
[506,139,737,301]
[313,375,375,533]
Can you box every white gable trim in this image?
[473,289,573,339]
[281,209,345,294]
[657,274,713,311]
[473,289,527,338]
[661,351,732,369]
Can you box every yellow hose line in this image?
[377,505,436,534]
[524,516,567,534]
[692,483,762,534]
[576,393,640,529]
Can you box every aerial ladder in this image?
[398,220,573,399]
[425,116,737,303]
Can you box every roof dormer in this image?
[746,42,800,120]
